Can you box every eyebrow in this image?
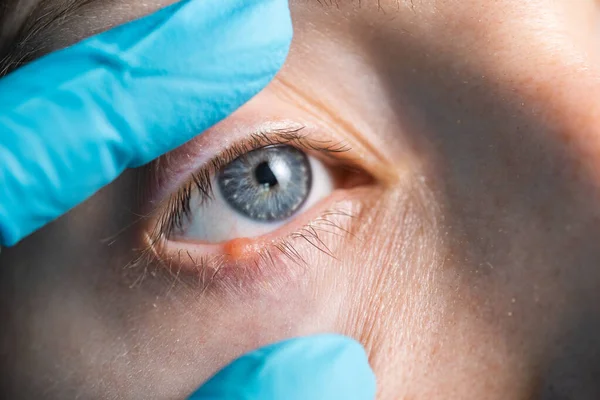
[0,0,403,76]
[0,0,98,75]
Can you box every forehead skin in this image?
[3,0,600,399]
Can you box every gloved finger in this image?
[0,0,292,246]
[189,334,377,400]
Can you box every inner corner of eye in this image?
[163,143,370,245]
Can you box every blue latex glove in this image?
[0,0,292,245]
[190,334,377,400]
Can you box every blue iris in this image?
[217,145,312,222]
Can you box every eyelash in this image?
[157,207,356,288]
[152,126,352,243]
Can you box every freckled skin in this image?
[2,0,600,399]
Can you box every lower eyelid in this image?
[147,188,367,294]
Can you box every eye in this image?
[142,127,377,284]
[172,144,335,243]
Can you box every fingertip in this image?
[189,334,376,400]
[0,0,294,245]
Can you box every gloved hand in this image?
[190,334,376,400]
[0,0,292,245]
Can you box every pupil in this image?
[255,161,278,188]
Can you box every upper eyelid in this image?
[183,126,354,204]
[148,125,355,203]
[207,126,352,172]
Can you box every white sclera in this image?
[180,154,334,243]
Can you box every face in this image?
[2,0,600,398]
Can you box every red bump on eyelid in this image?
[223,237,255,260]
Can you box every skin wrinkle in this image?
[272,75,398,183]
[349,184,444,399]
[345,176,513,398]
